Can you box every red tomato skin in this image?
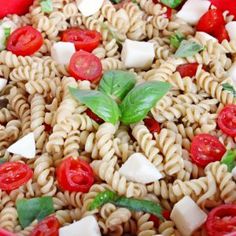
[61,28,101,52]
[206,204,236,236]
[144,118,161,134]
[160,4,172,19]
[0,162,33,191]
[68,50,102,82]
[218,105,236,137]
[149,214,160,228]
[0,228,16,236]
[176,63,199,77]
[210,0,236,19]
[214,25,230,43]
[85,109,103,124]
[31,216,60,236]
[190,134,226,168]
[7,26,43,56]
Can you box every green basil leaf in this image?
[0,158,6,165]
[221,150,236,172]
[16,197,54,228]
[111,0,122,3]
[40,0,53,13]
[99,70,136,102]
[175,40,204,58]
[3,28,11,38]
[120,81,171,124]
[161,0,183,8]
[69,87,121,124]
[170,32,185,48]
[222,83,236,97]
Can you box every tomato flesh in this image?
[0,228,16,236]
[206,204,236,236]
[218,105,236,137]
[176,63,199,77]
[214,24,230,43]
[31,216,60,236]
[144,118,161,134]
[210,0,236,19]
[7,26,43,56]
[56,157,94,192]
[86,109,103,124]
[190,134,226,167]
[0,162,33,191]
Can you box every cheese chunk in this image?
[226,21,236,41]
[195,32,217,44]
[119,153,163,184]
[232,166,236,181]
[176,0,211,25]
[170,196,207,236]
[59,216,101,236]
[0,78,7,91]
[76,0,104,17]
[7,133,36,159]
[121,39,155,69]
[228,62,236,85]
[51,42,76,65]
[0,28,5,50]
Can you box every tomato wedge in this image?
[144,118,161,134]
[218,105,236,137]
[176,63,199,77]
[7,26,43,56]
[206,204,236,236]
[0,228,16,236]
[86,109,103,124]
[210,0,236,19]
[56,157,94,192]
[190,134,226,167]
[68,50,102,82]
[61,28,101,52]
[0,162,33,191]
[31,216,60,236]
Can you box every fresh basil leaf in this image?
[3,28,11,38]
[40,0,53,13]
[0,158,6,165]
[222,83,236,97]
[161,0,183,8]
[111,0,121,3]
[221,150,236,172]
[175,40,204,58]
[120,81,171,125]
[99,70,136,102]
[69,87,121,124]
[170,32,185,48]
[16,197,54,228]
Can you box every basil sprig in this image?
[170,32,185,48]
[99,70,136,102]
[69,88,121,124]
[161,0,183,8]
[120,81,171,124]
[16,197,54,228]
[89,190,163,220]
[222,83,236,97]
[40,0,53,13]
[175,40,204,58]
[221,149,236,172]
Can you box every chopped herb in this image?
[170,32,185,48]
[161,0,183,8]
[40,0,53,13]
[3,28,11,38]
[0,158,6,165]
[222,83,236,97]
[221,149,236,172]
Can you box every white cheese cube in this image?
[195,32,218,44]
[232,166,236,181]
[226,21,236,41]
[119,152,163,184]
[121,39,155,69]
[51,42,76,65]
[0,78,7,91]
[170,196,207,236]
[76,0,104,17]
[176,0,211,25]
[228,62,236,85]
[59,216,101,236]
[7,133,36,159]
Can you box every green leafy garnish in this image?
[99,70,136,102]
[40,0,53,13]
[89,190,163,220]
[16,197,54,228]
[120,81,171,124]
[69,88,121,125]
[170,32,185,48]
[222,83,236,97]
[0,158,6,165]
[175,40,204,58]
[3,28,11,39]
[111,0,122,3]
[221,149,236,172]
[160,0,183,8]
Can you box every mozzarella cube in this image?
[76,0,104,17]
[228,62,236,85]
[59,216,101,236]
[195,32,218,44]
[119,152,163,184]
[232,166,236,181]
[170,196,207,236]
[176,0,211,25]
[121,39,155,69]
[51,42,76,65]
[0,78,7,91]
[226,21,236,41]
[7,133,36,159]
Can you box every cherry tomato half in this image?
[61,28,101,52]
[0,162,33,191]
[218,105,236,137]
[7,26,43,56]
[56,157,94,192]
[31,216,60,236]
[144,118,161,134]
[205,204,236,236]
[85,109,104,124]
[190,134,226,167]
[68,50,102,82]
[149,210,171,228]
[0,228,16,236]
[210,0,236,19]
[176,63,199,77]
[214,25,230,43]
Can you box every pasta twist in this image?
[0,207,18,232]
